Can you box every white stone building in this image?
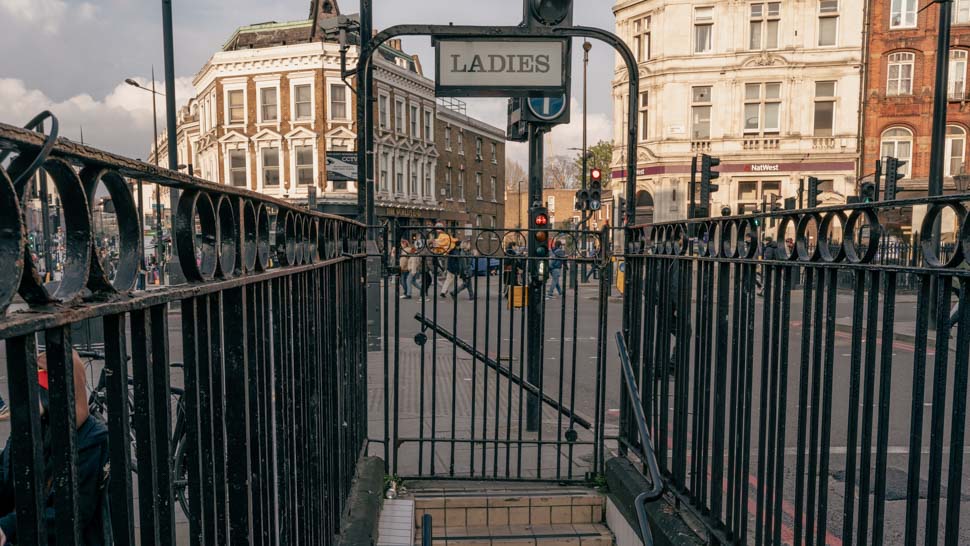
[612,0,864,223]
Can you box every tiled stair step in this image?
[417,523,614,546]
[413,489,605,529]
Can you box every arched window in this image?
[946,125,966,176]
[887,52,915,96]
[950,50,968,99]
[881,127,913,178]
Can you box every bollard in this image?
[422,514,432,546]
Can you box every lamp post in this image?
[125,69,164,275]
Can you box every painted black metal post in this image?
[357,0,373,224]
[929,0,953,327]
[526,123,545,432]
[161,0,181,282]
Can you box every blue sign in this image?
[527,95,566,121]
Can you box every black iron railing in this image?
[621,197,970,545]
[0,116,368,545]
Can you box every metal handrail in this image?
[615,332,665,546]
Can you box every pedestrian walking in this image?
[455,241,476,300]
[399,241,412,299]
[547,240,567,298]
[441,240,463,297]
[408,252,427,300]
[757,237,779,296]
[502,243,519,297]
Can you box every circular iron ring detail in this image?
[844,208,882,264]
[0,168,24,314]
[241,200,258,273]
[276,210,297,267]
[920,203,967,268]
[79,167,141,292]
[817,211,848,263]
[175,190,218,282]
[774,215,799,262]
[795,213,823,262]
[737,218,759,260]
[215,196,237,278]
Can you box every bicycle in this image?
[81,350,191,515]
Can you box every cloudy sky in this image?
[0,0,617,166]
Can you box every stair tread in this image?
[432,523,611,539]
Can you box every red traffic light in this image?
[534,213,549,226]
[591,168,602,181]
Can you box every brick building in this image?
[505,188,615,231]
[861,0,970,195]
[434,99,507,229]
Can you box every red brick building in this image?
[862,0,970,202]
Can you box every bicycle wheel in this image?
[173,429,190,516]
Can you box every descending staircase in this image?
[409,483,615,545]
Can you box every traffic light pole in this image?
[526,123,545,433]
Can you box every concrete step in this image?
[412,487,606,529]
[415,523,614,545]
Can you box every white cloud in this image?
[0,77,194,160]
[0,0,96,34]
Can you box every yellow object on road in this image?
[508,285,528,309]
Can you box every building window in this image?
[379,152,389,192]
[379,95,389,129]
[229,149,247,187]
[458,129,464,152]
[891,0,918,28]
[395,156,404,193]
[261,147,280,187]
[295,145,314,186]
[458,170,465,200]
[294,84,312,121]
[818,0,839,46]
[228,90,244,124]
[410,105,419,137]
[956,0,970,24]
[260,87,278,122]
[490,176,497,200]
[694,7,713,53]
[444,168,452,199]
[633,16,651,62]
[880,127,913,178]
[424,110,433,141]
[946,125,966,176]
[950,50,968,99]
[691,86,712,140]
[330,84,347,120]
[445,126,452,150]
[744,82,782,134]
[814,81,836,137]
[491,142,497,163]
[410,162,418,194]
[887,52,915,96]
[750,3,780,50]
[476,138,483,160]
[737,180,781,212]
[424,162,432,196]
[395,99,405,133]
[639,91,649,141]
[475,173,483,199]
[548,195,556,212]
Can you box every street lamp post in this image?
[125,70,165,277]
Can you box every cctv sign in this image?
[435,38,569,98]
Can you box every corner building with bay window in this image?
[612,0,864,223]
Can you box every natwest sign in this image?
[746,163,781,172]
[435,38,568,97]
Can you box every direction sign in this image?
[527,95,566,121]
[435,38,569,98]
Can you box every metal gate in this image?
[372,223,616,481]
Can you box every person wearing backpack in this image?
[0,349,109,545]
[547,240,567,298]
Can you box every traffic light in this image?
[860,182,876,203]
[525,0,573,27]
[700,154,720,209]
[884,156,906,201]
[530,205,550,259]
[589,168,602,211]
[807,176,821,208]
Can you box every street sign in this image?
[326,152,358,181]
[527,95,566,121]
[435,38,569,98]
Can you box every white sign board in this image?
[435,38,568,97]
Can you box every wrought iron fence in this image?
[621,196,970,545]
[0,116,368,545]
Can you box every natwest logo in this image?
[747,164,780,172]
